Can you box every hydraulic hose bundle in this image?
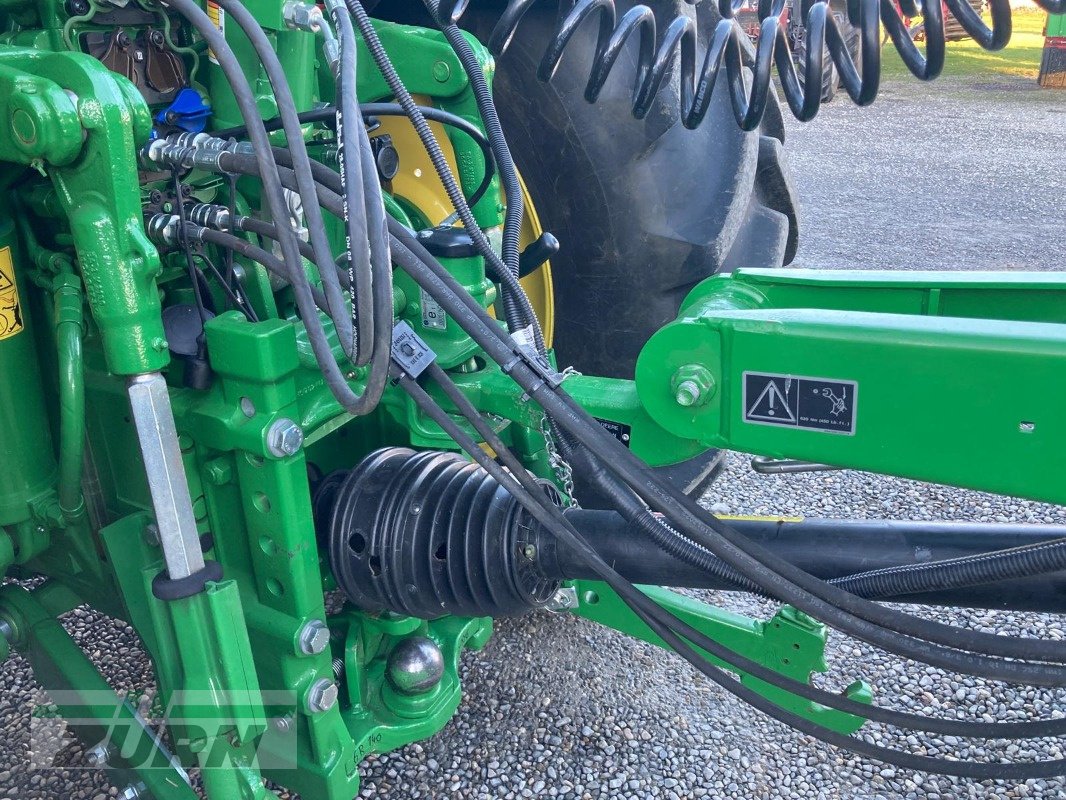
[152,0,1066,781]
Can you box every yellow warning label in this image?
[206,1,224,66]
[0,247,22,341]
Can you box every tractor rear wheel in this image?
[462,0,800,378]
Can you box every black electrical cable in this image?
[422,0,526,334]
[344,0,544,352]
[211,0,364,365]
[213,103,497,208]
[188,131,1066,765]
[191,251,258,322]
[395,367,1066,778]
[162,0,305,308]
[382,220,1066,682]
[421,359,1066,740]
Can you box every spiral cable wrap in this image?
[437,0,1065,131]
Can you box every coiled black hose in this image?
[438,0,1064,131]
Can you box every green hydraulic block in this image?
[636,270,1066,505]
[572,582,871,734]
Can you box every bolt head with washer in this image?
[298,619,330,655]
[306,678,338,713]
[267,418,304,458]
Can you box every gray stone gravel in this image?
[4,72,1066,800]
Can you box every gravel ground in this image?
[4,73,1066,800]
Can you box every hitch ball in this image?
[387,636,445,695]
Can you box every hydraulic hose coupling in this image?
[140,133,254,172]
[145,214,204,249]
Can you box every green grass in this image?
[880,9,1047,80]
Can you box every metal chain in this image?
[540,366,581,508]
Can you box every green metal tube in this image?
[53,272,84,520]
[0,213,57,526]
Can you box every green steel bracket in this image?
[0,584,200,800]
[99,513,277,800]
[0,48,166,375]
[571,581,871,734]
[444,367,709,467]
[636,269,1066,505]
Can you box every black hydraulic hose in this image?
[398,367,1066,779]
[324,0,376,365]
[423,0,526,336]
[163,0,378,416]
[189,225,330,313]
[220,150,1066,665]
[212,0,364,364]
[384,219,1066,682]
[213,103,497,208]
[232,215,346,288]
[831,537,1066,600]
[344,0,544,351]
[420,362,1066,742]
[559,436,1066,605]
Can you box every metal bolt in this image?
[522,544,537,561]
[431,60,451,83]
[386,636,445,695]
[85,742,111,768]
[306,678,338,714]
[674,379,702,407]
[273,714,293,733]
[545,586,578,612]
[266,418,304,458]
[119,784,144,800]
[298,619,330,655]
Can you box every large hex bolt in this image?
[306,678,338,714]
[266,418,304,458]
[386,636,445,695]
[671,364,716,408]
[298,619,330,655]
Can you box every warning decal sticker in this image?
[743,372,856,434]
[0,247,23,341]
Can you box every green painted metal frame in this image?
[637,269,1066,505]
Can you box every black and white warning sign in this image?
[742,372,857,434]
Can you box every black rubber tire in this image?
[376,2,799,379]
[470,1,798,378]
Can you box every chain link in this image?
[540,366,581,508]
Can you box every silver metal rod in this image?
[127,373,205,580]
[750,456,839,475]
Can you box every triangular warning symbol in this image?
[746,379,796,422]
[0,271,11,293]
